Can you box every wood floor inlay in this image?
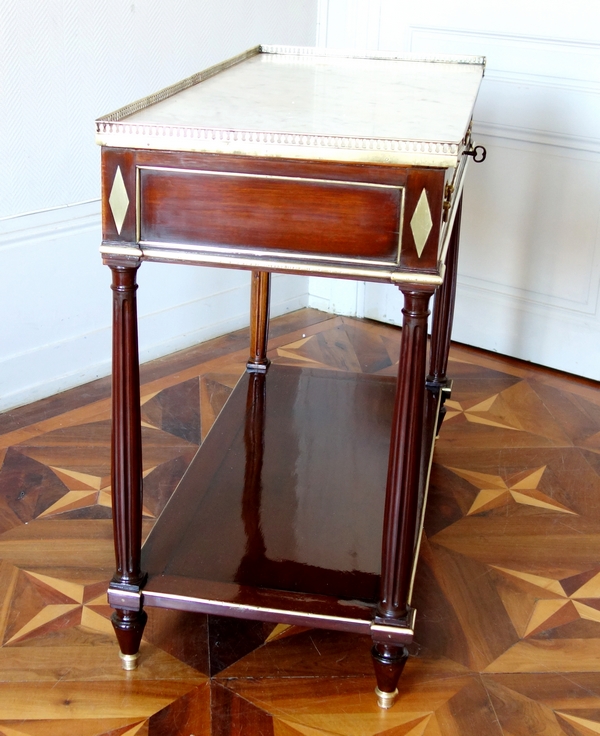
[0,308,598,734]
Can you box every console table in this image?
[96,45,485,708]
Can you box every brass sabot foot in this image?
[375,686,398,709]
[119,651,140,671]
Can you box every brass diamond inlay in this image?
[410,189,433,258]
[108,166,129,235]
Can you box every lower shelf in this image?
[138,363,434,637]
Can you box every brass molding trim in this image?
[261,44,486,68]
[408,392,443,606]
[144,590,373,630]
[97,126,464,168]
[375,687,399,709]
[100,244,143,259]
[119,652,140,671]
[370,607,417,643]
[129,244,442,286]
[437,147,470,272]
[96,45,261,124]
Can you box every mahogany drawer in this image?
[138,166,403,264]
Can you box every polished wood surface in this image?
[101,55,475,705]
[102,149,447,277]
[103,120,455,702]
[109,263,148,663]
[247,271,271,371]
[139,165,402,260]
[379,289,433,619]
[399,168,444,273]
[2,310,600,732]
[142,364,396,605]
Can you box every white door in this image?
[314,0,600,380]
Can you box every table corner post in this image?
[247,271,272,373]
[106,255,148,669]
[427,194,463,433]
[372,285,434,707]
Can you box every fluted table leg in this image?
[372,286,433,708]
[108,261,147,670]
[247,271,271,372]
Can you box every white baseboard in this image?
[453,283,600,380]
[307,276,365,317]
[0,273,308,413]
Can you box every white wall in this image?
[0,0,317,411]
[312,0,600,380]
[5,0,597,411]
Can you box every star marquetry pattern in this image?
[444,394,523,431]
[4,571,113,645]
[2,313,600,733]
[277,336,323,365]
[39,466,157,518]
[555,713,600,734]
[493,565,600,638]
[449,465,576,516]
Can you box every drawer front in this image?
[138,167,403,264]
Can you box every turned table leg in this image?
[247,271,271,372]
[372,287,433,708]
[108,261,147,670]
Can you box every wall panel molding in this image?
[0,201,309,411]
[0,0,318,410]
[410,26,600,151]
[452,282,600,379]
[0,0,319,220]
[0,201,101,251]
[410,26,600,87]
[309,8,600,378]
[0,271,307,413]
[459,133,600,310]
[474,121,600,155]
[316,0,383,50]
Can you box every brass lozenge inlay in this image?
[108,166,129,235]
[410,189,433,258]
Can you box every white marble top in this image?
[96,46,485,167]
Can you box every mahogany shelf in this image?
[139,364,437,637]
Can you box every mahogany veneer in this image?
[97,45,485,706]
[142,367,393,619]
[139,165,404,261]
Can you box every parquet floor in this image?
[1,308,600,735]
